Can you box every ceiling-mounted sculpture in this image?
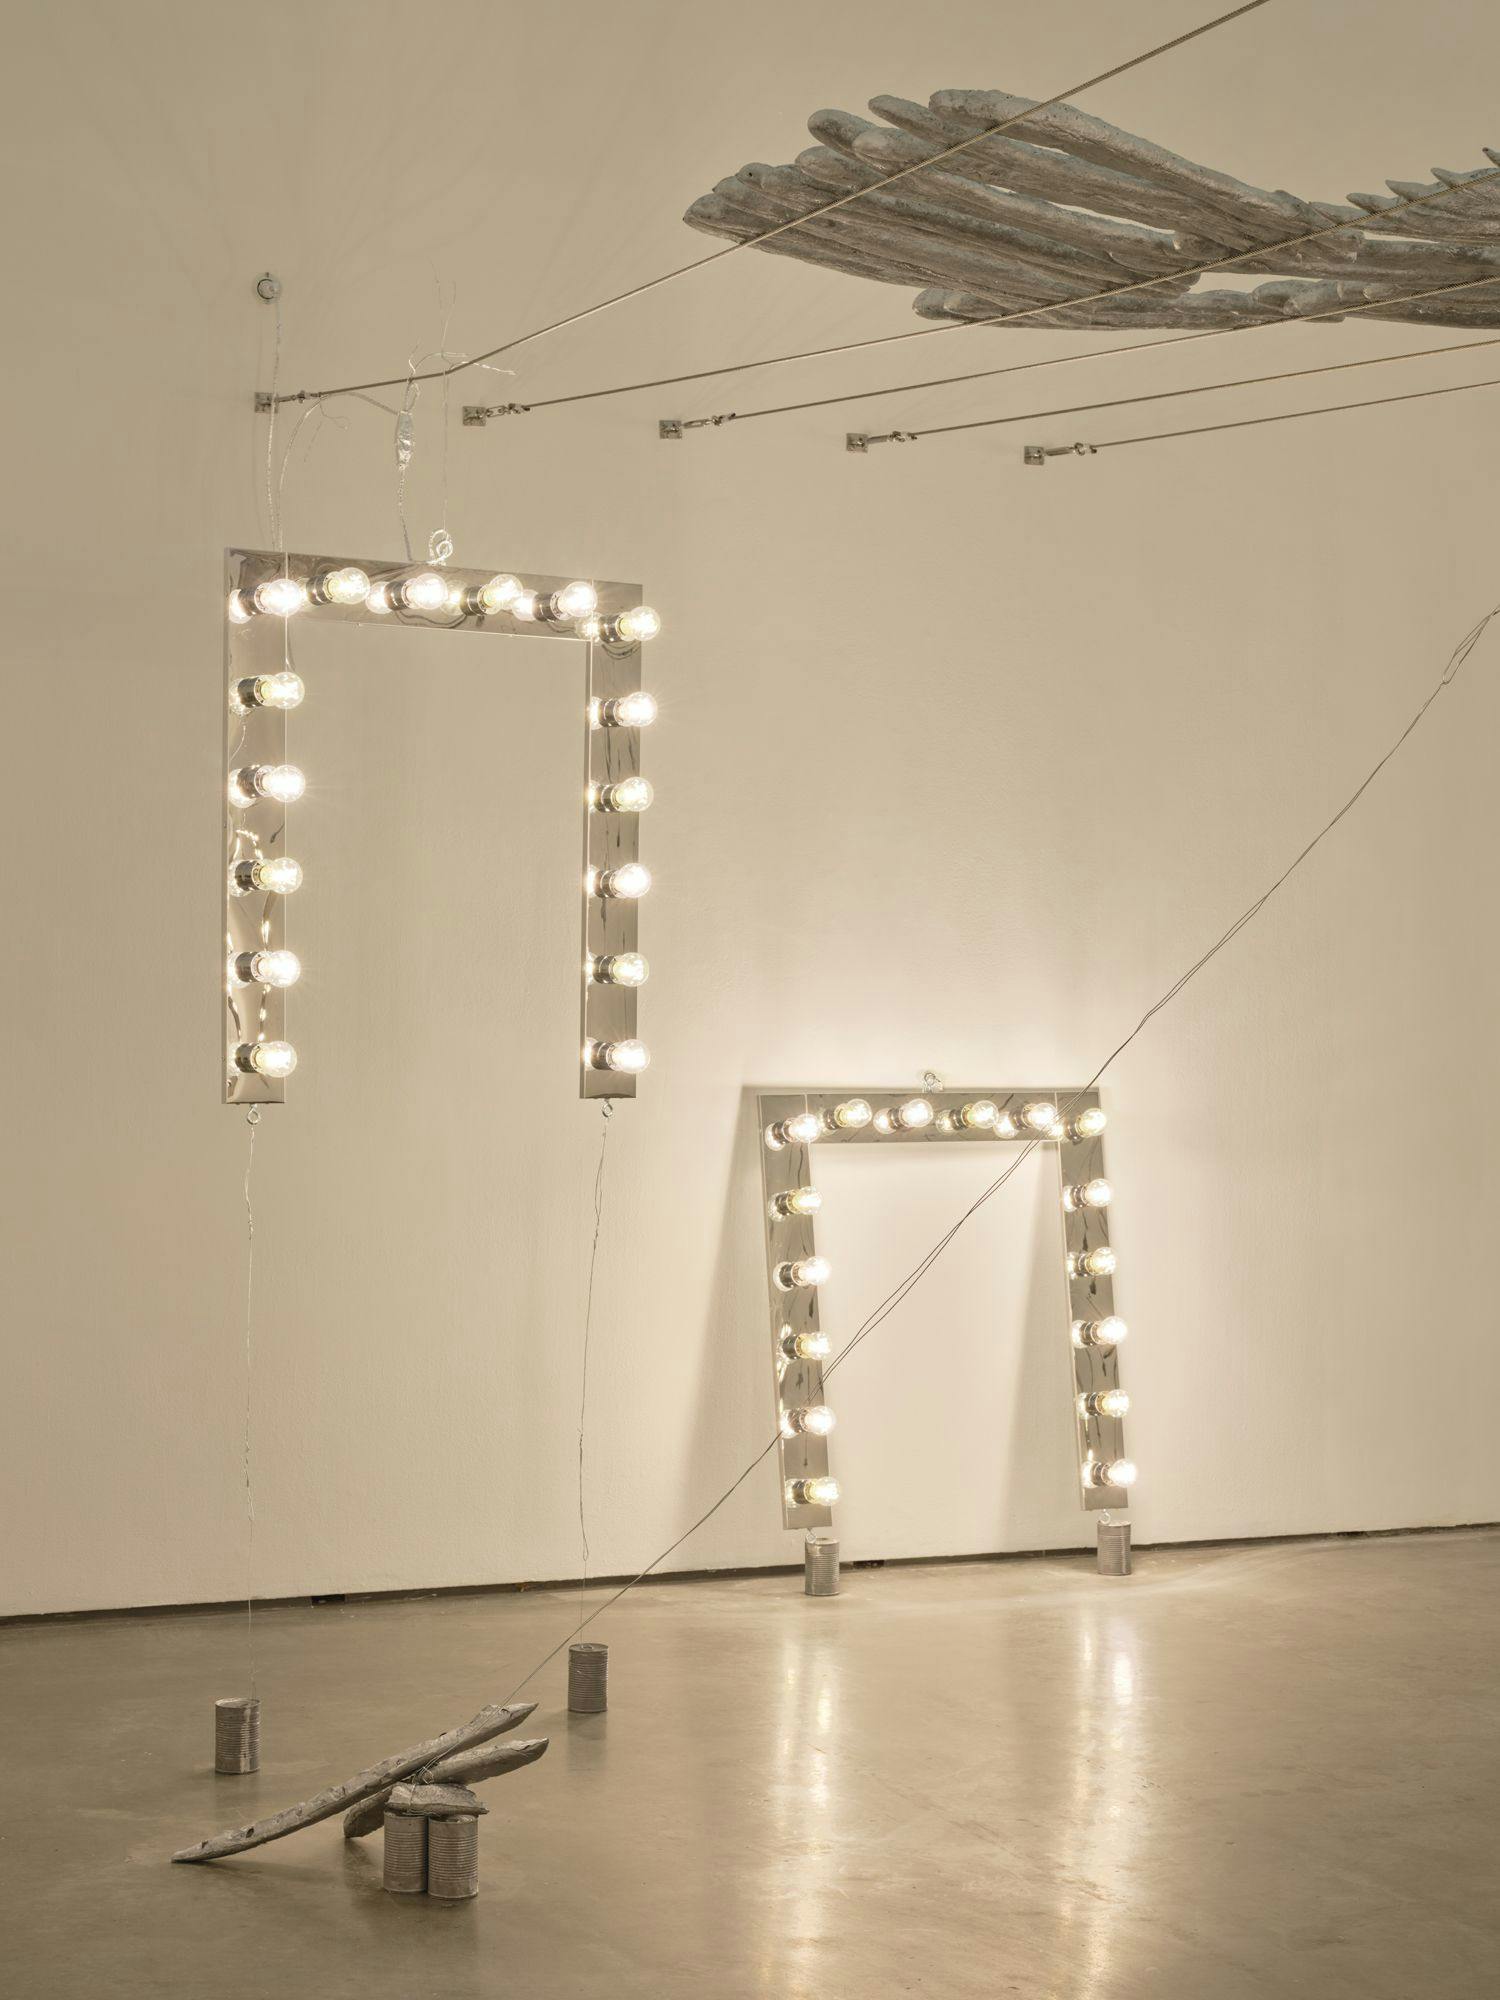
[684,91,1500,329]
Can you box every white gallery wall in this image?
[4,0,1498,1615]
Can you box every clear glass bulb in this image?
[576,614,603,642]
[778,1255,830,1289]
[315,565,370,606]
[365,581,395,615]
[1071,1107,1108,1140]
[956,1099,999,1130]
[551,580,598,621]
[587,1038,650,1074]
[892,1097,934,1130]
[788,1476,840,1507]
[227,589,252,624]
[1064,1178,1114,1212]
[233,948,301,988]
[247,855,303,895]
[477,573,523,615]
[767,1111,823,1149]
[830,1097,873,1129]
[1073,1316,1128,1348]
[511,589,540,621]
[253,577,308,618]
[590,952,649,987]
[1087,1457,1137,1489]
[398,571,449,612]
[592,777,653,813]
[594,691,657,729]
[1020,1100,1060,1133]
[239,1039,298,1078]
[238,671,304,711]
[781,1328,831,1362]
[592,862,651,900]
[783,1404,836,1438]
[1072,1246,1117,1278]
[248,760,306,800]
[873,1109,894,1134]
[1080,1389,1130,1419]
[614,604,661,644]
[772,1186,822,1218]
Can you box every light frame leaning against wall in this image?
[756,1085,1132,1532]
[223,547,659,1107]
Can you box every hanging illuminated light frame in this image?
[756,1086,1131,1529]
[223,548,659,1105]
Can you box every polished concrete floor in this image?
[2,1530,1496,1999]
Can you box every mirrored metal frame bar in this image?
[223,548,649,1105]
[755,1087,1129,1530]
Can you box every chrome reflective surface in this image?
[756,1087,1128,1530]
[223,548,647,1105]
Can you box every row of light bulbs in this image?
[765,1097,1110,1151]
[229,567,662,647]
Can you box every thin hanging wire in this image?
[270,0,1274,407]
[264,293,284,557]
[847,330,1500,446]
[502,594,1500,1700]
[242,1106,260,1694]
[576,1102,612,1632]
[1078,368,1500,454]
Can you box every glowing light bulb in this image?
[873,1109,894,1134]
[232,855,304,895]
[1064,1178,1114,1212]
[782,1404,836,1438]
[235,672,304,711]
[593,691,657,729]
[311,566,370,606]
[236,1040,298,1078]
[828,1098,873,1130]
[589,952,648,987]
[549,580,598,622]
[227,589,253,624]
[1071,1246,1117,1279]
[231,764,305,806]
[788,1476,840,1507]
[591,777,653,814]
[1065,1107,1108,1141]
[610,604,661,645]
[776,1255,830,1290]
[1085,1458,1137,1489]
[1073,1316,1128,1348]
[585,1038,650,1074]
[511,589,540,621]
[394,571,449,612]
[1079,1389,1130,1420]
[781,1328,831,1362]
[771,1187,822,1218]
[365,581,395,614]
[591,862,651,900]
[1019,1100,1060,1134]
[878,1097,933,1134]
[475,573,523,615]
[252,577,308,618]
[232,949,301,988]
[765,1111,823,1151]
[577,614,603,642]
[955,1099,999,1130]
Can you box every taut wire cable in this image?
[270,0,1274,407]
[242,1106,260,1693]
[846,330,1500,445]
[500,594,1500,1701]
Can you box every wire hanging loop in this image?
[427,528,454,567]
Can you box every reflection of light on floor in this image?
[763,1627,840,1979]
[1062,1609,1141,1995]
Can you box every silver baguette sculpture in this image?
[171,1700,546,1863]
[685,89,1500,329]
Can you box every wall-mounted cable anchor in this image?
[1024,441,1099,466]
[846,430,918,453]
[255,273,281,303]
[253,393,273,413]
[658,414,738,439]
[462,403,533,427]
